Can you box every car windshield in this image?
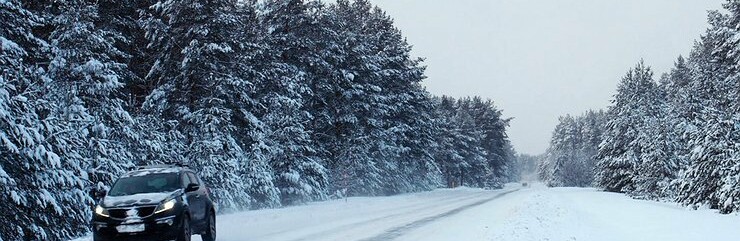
[108,173,180,196]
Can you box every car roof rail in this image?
[133,162,191,171]
[173,162,190,168]
[136,164,173,170]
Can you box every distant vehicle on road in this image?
[522,182,529,187]
[92,165,216,241]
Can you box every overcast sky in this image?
[367,0,725,154]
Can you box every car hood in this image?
[102,191,179,208]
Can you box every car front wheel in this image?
[201,211,216,241]
[178,216,191,241]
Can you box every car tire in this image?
[201,211,216,241]
[178,216,191,241]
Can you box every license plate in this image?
[116,224,145,233]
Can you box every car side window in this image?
[181,173,192,188]
[187,172,200,185]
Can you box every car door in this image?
[186,172,207,222]
[181,173,199,222]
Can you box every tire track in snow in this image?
[359,189,519,241]
[286,191,493,241]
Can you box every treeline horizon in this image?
[538,1,740,215]
[0,0,517,240]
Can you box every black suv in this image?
[92,165,217,241]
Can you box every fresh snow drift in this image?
[72,184,740,241]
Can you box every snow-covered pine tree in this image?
[632,103,674,199]
[361,3,442,194]
[456,98,491,188]
[432,96,467,188]
[545,115,577,187]
[334,0,407,196]
[131,115,186,165]
[143,0,279,210]
[45,0,138,195]
[656,56,696,199]
[673,39,721,208]
[96,0,158,108]
[717,114,740,213]
[431,96,511,189]
[394,90,444,192]
[502,142,519,183]
[469,97,511,188]
[595,61,659,193]
[541,111,606,188]
[0,1,91,239]
[625,69,675,199]
[677,3,740,212]
[305,0,393,196]
[580,110,606,185]
[258,0,329,205]
[679,111,740,212]
[296,0,365,197]
[536,153,552,183]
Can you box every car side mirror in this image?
[185,183,200,192]
[94,188,107,199]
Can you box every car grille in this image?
[137,206,156,217]
[109,206,157,219]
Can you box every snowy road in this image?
[194,187,519,241]
[74,184,740,241]
[197,184,740,241]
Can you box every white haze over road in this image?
[366,0,724,154]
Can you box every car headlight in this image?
[95,205,109,217]
[155,199,177,214]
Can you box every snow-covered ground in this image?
[73,183,740,241]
